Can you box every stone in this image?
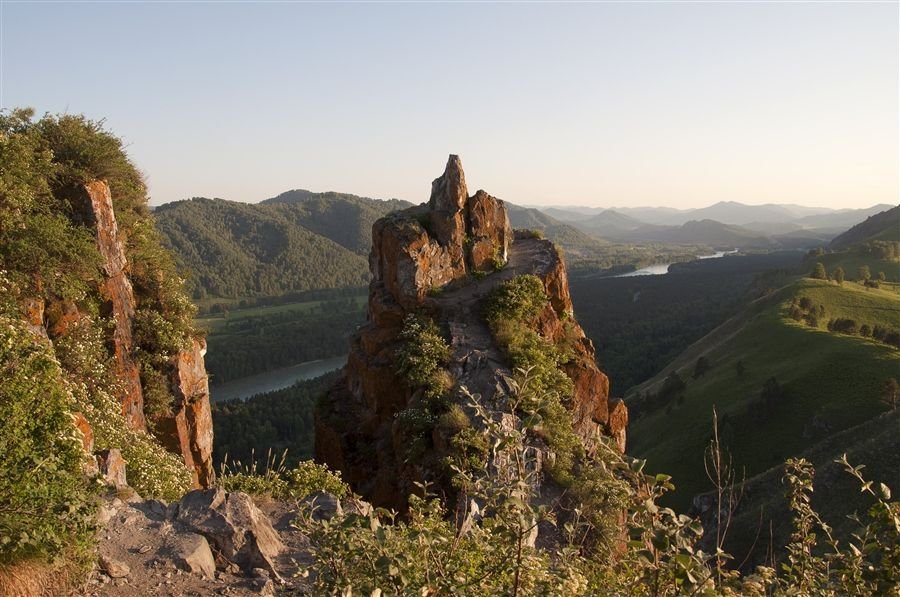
[466,190,512,271]
[316,155,627,514]
[342,497,373,517]
[155,337,216,488]
[84,181,145,431]
[168,532,216,579]
[99,555,130,578]
[300,491,343,521]
[176,489,284,577]
[96,448,127,488]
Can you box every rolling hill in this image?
[625,276,900,516]
[829,205,899,249]
[505,203,609,259]
[603,219,774,248]
[154,193,411,302]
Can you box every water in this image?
[210,355,347,402]
[613,249,738,278]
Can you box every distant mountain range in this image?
[531,201,896,249]
[154,187,896,302]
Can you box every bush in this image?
[297,386,900,596]
[0,300,94,566]
[396,314,452,401]
[218,451,349,499]
[484,276,582,485]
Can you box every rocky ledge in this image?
[316,155,627,510]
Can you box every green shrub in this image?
[0,305,95,565]
[299,386,900,596]
[484,276,581,485]
[219,450,348,499]
[53,315,192,501]
[396,314,452,401]
[484,274,547,325]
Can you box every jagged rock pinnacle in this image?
[429,154,468,214]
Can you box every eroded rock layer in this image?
[317,156,627,509]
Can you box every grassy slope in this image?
[627,278,900,511]
[720,408,900,567]
[811,251,899,282]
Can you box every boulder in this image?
[175,489,284,576]
[300,491,343,521]
[96,448,127,488]
[84,180,145,431]
[168,532,216,579]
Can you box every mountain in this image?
[829,205,900,249]
[682,201,797,226]
[505,203,609,259]
[262,189,410,254]
[603,206,688,225]
[541,206,591,222]
[794,204,895,232]
[572,209,645,237]
[317,156,627,510]
[154,195,411,301]
[610,219,774,248]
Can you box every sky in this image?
[2,1,898,209]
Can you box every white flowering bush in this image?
[53,317,192,501]
[0,312,95,565]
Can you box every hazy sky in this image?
[2,2,897,209]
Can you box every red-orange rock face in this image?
[316,156,626,509]
[157,338,216,488]
[85,181,146,431]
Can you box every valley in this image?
[6,3,899,592]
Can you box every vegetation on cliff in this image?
[0,109,203,568]
[294,386,898,595]
[0,281,94,567]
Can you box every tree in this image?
[833,267,845,285]
[881,378,899,411]
[693,356,711,379]
[811,262,827,280]
[858,265,871,283]
[878,271,886,282]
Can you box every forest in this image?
[569,252,805,394]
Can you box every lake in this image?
[210,355,347,402]
[613,249,738,278]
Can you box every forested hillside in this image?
[570,252,803,393]
[829,204,899,249]
[154,193,410,303]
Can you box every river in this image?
[613,249,738,278]
[210,355,347,402]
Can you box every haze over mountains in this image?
[155,187,897,305]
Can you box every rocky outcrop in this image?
[85,181,145,431]
[156,338,216,488]
[176,489,284,577]
[317,156,625,510]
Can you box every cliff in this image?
[22,181,214,490]
[316,156,626,510]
